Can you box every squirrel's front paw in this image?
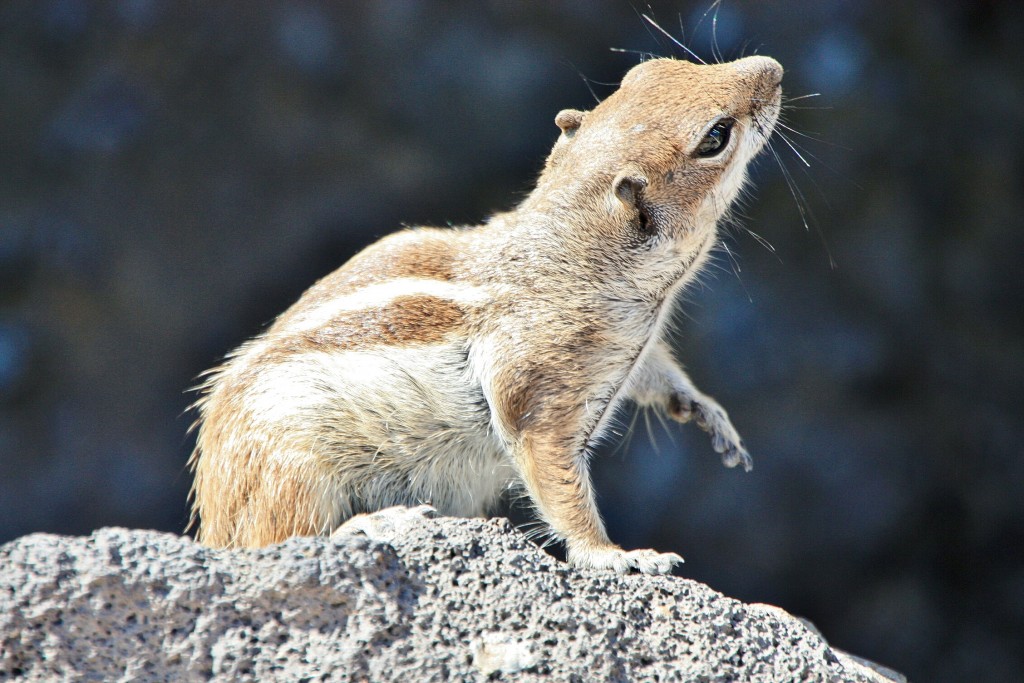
[668,392,753,472]
[568,544,683,575]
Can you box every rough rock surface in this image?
[1,509,904,682]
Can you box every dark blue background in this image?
[2,2,1021,680]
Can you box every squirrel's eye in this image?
[696,119,734,157]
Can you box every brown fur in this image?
[297,295,466,351]
[291,230,457,304]
[268,229,461,338]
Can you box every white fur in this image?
[247,343,513,526]
[284,278,491,333]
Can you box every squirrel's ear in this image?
[613,167,648,206]
[555,109,586,136]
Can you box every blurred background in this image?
[1,1,1021,680]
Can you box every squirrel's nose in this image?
[733,56,784,87]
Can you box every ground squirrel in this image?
[189,55,783,574]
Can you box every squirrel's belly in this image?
[246,341,512,518]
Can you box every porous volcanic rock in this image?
[0,510,904,682]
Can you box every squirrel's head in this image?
[534,56,783,293]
